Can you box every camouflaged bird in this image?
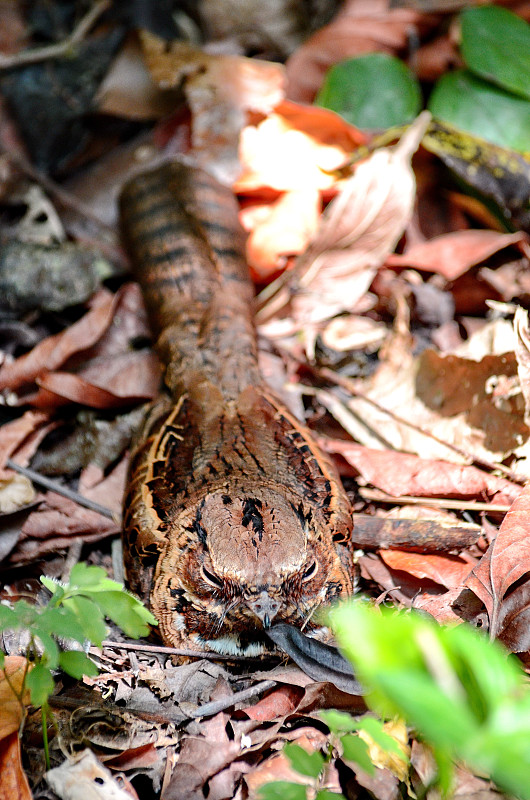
[120,162,354,656]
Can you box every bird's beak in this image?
[246,591,281,629]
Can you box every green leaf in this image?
[315,53,421,130]
[428,70,530,152]
[58,650,99,680]
[26,663,54,706]
[258,781,308,800]
[33,631,59,670]
[460,5,530,100]
[36,606,88,645]
[316,791,346,800]
[354,717,407,760]
[62,596,107,645]
[320,709,360,735]
[0,651,5,669]
[88,590,156,638]
[283,743,324,779]
[340,734,374,774]
[67,563,110,589]
[0,604,19,631]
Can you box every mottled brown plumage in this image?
[120,162,354,656]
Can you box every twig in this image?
[0,0,111,70]
[189,680,276,719]
[317,367,527,485]
[359,487,511,514]
[6,457,116,520]
[98,639,277,663]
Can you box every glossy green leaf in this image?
[62,596,107,645]
[89,590,156,638]
[58,650,99,680]
[316,53,421,130]
[258,781,308,800]
[26,663,54,706]
[460,5,530,100]
[340,734,374,774]
[284,744,324,779]
[428,70,530,153]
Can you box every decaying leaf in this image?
[0,732,32,800]
[46,749,136,800]
[0,473,35,514]
[387,229,527,280]
[257,112,431,328]
[139,32,285,182]
[378,550,472,590]
[422,119,530,232]
[0,657,32,739]
[458,481,530,651]
[514,306,530,426]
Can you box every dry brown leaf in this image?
[0,657,31,739]
[379,550,472,589]
[258,112,431,327]
[322,439,522,506]
[387,229,527,280]
[0,474,35,514]
[0,410,48,476]
[285,0,429,102]
[0,731,33,800]
[0,289,116,394]
[461,481,530,651]
[139,32,285,182]
[46,749,137,800]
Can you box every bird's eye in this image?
[302,560,318,582]
[201,565,223,589]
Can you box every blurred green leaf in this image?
[36,606,88,646]
[428,70,530,152]
[62,596,107,645]
[341,734,374,774]
[354,717,408,760]
[0,604,18,630]
[89,590,156,638]
[316,53,421,130]
[460,5,530,100]
[284,744,324,779]
[320,709,360,735]
[258,781,308,800]
[26,663,54,706]
[58,650,99,680]
[316,791,346,800]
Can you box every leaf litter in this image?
[1,2,530,799]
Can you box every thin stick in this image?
[359,487,511,513]
[98,639,275,663]
[317,367,526,485]
[0,1,111,70]
[189,680,276,719]
[6,458,116,520]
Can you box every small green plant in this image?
[258,711,407,800]
[0,562,157,767]
[331,601,530,798]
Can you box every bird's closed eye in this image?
[302,560,318,582]
[201,565,224,588]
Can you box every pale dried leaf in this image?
[514,306,530,425]
[0,474,35,514]
[46,749,136,800]
[259,112,431,326]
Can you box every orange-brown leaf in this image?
[0,731,32,800]
[380,550,472,589]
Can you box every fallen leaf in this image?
[46,749,137,800]
[379,550,472,589]
[0,289,117,393]
[140,32,285,182]
[0,731,32,800]
[258,112,431,327]
[0,657,31,739]
[241,684,302,721]
[0,474,35,514]
[285,0,429,102]
[0,410,48,476]
[460,481,530,651]
[386,229,526,280]
[514,306,530,425]
[321,439,521,506]
[242,188,321,279]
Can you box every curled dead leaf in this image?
[257,112,431,327]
